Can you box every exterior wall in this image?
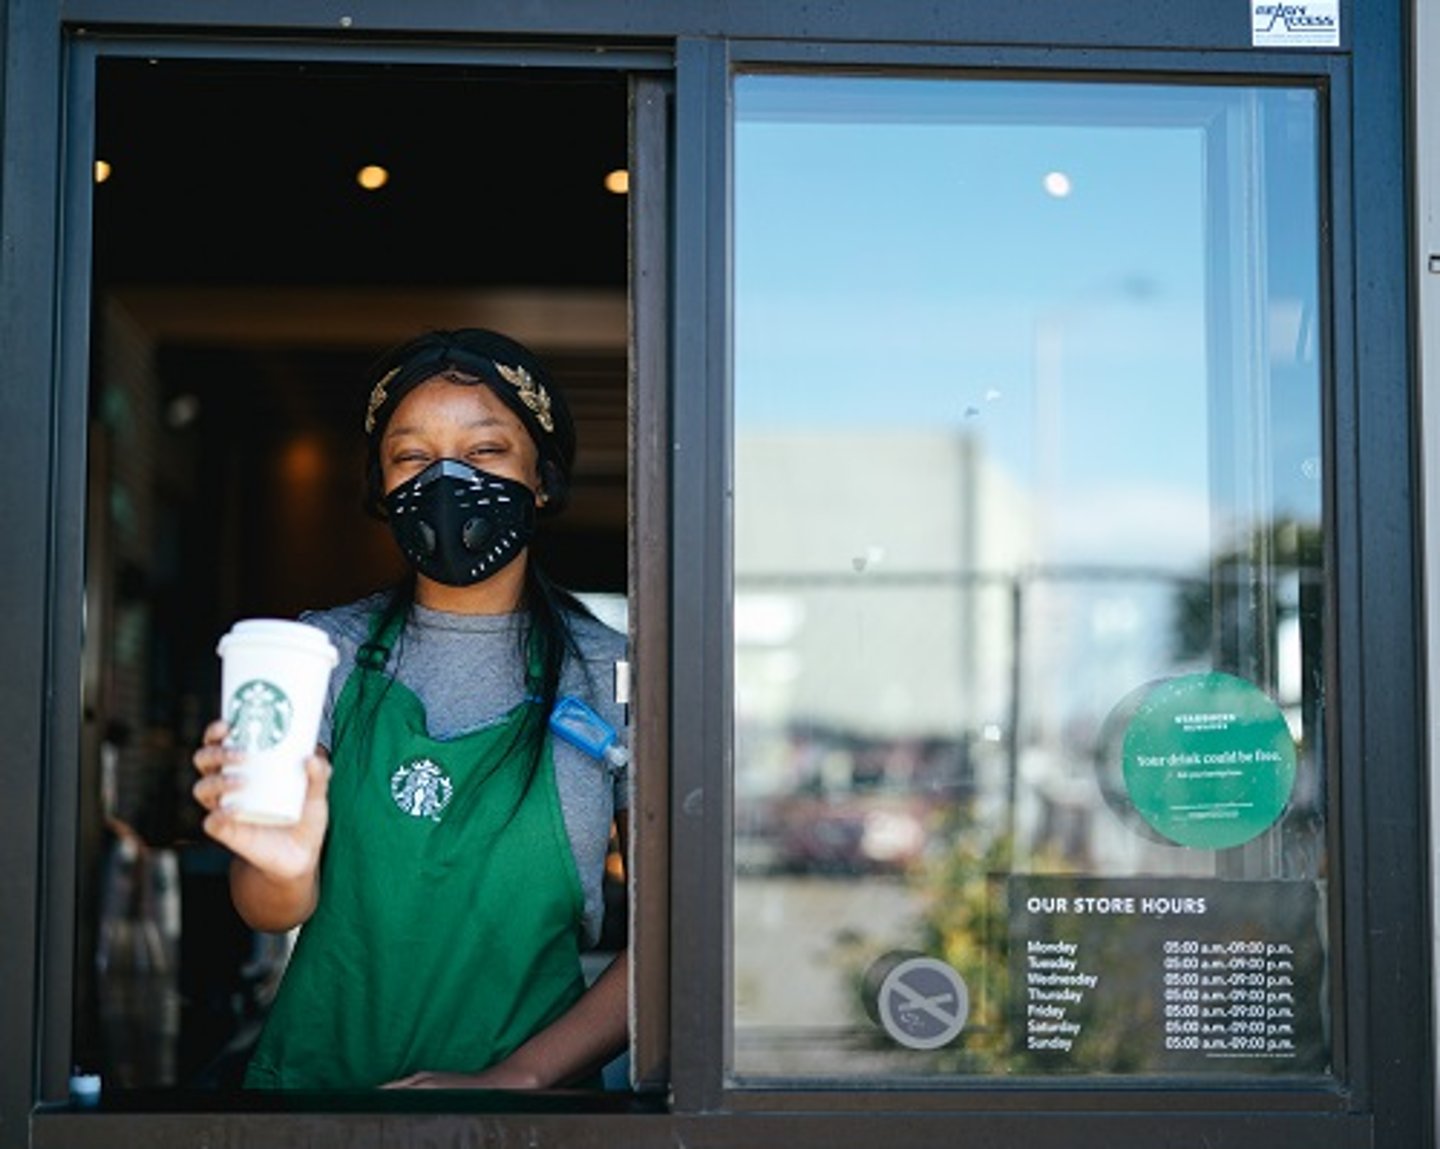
[1419,0,1440,1140]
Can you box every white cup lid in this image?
[217,618,338,666]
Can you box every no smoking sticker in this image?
[864,953,969,1050]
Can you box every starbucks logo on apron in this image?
[390,757,455,821]
[226,680,292,752]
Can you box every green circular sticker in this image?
[1121,672,1296,850]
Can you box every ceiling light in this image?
[94,159,112,184]
[164,394,201,429]
[604,168,629,195]
[1042,170,1072,198]
[356,164,390,191]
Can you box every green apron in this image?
[244,611,587,1089]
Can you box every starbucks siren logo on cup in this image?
[217,619,339,825]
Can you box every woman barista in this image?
[192,329,629,1090]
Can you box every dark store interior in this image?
[82,57,631,1088]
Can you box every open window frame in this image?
[25,26,676,1137]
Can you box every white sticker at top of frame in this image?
[1251,1,1340,47]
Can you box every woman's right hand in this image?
[191,720,331,885]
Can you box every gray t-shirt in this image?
[302,593,628,948]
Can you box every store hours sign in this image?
[1008,877,1327,1074]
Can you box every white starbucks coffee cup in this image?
[216,618,338,825]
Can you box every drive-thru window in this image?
[0,3,1427,1148]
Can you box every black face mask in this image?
[382,459,536,586]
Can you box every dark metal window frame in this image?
[676,24,1428,1141]
[0,2,1426,1147]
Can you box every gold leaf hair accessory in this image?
[364,366,402,434]
[496,362,554,433]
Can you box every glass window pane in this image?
[732,74,1326,1081]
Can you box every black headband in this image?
[365,345,553,438]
